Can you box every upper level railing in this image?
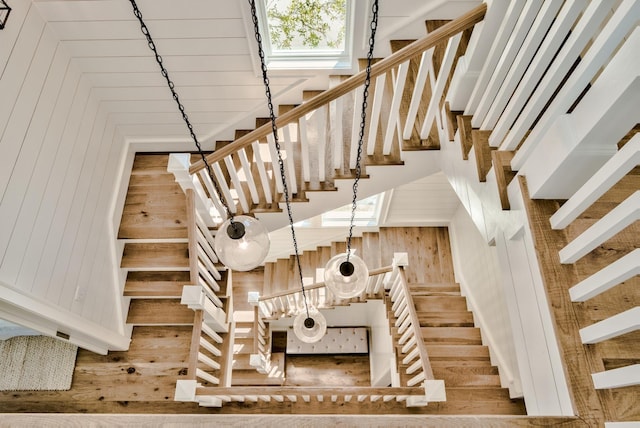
[190,3,486,174]
[169,167,234,391]
[257,265,393,318]
[553,133,640,394]
[173,4,486,223]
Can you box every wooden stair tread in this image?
[424,344,491,360]
[121,242,189,269]
[234,322,255,339]
[119,154,188,240]
[124,271,189,297]
[389,310,475,326]
[412,295,470,312]
[232,353,255,370]
[418,326,482,344]
[126,299,194,325]
[233,337,256,355]
[231,353,285,386]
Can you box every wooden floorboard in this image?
[284,355,371,387]
[518,177,610,425]
[0,414,582,426]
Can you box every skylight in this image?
[257,0,353,69]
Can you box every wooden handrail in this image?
[196,386,425,396]
[397,267,434,380]
[189,3,487,174]
[257,265,394,301]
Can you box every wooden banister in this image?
[189,3,487,174]
[196,386,425,396]
[258,265,394,301]
[396,267,434,380]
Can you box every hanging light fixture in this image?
[324,0,379,299]
[0,1,11,30]
[128,0,269,272]
[214,215,270,272]
[293,305,327,344]
[248,0,327,342]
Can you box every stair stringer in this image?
[255,150,442,232]
[439,124,573,413]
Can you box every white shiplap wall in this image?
[448,205,521,397]
[0,2,124,340]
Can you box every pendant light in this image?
[248,0,326,342]
[324,0,379,299]
[293,305,327,344]
[129,0,269,272]
[213,216,270,272]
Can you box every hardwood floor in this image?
[0,155,527,417]
[284,355,371,387]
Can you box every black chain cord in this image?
[347,0,379,262]
[248,0,310,318]
[128,0,233,222]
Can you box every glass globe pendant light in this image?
[128,0,271,271]
[324,251,369,299]
[324,0,378,300]
[293,305,327,344]
[214,215,270,272]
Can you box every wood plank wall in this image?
[0,3,124,331]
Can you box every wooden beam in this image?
[456,115,473,159]
[0,415,581,426]
[471,129,495,182]
[491,150,516,210]
[444,102,462,142]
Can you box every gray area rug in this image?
[0,335,77,391]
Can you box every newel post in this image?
[167,153,217,228]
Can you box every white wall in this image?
[0,3,128,352]
[448,205,521,396]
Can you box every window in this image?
[321,194,383,227]
[257,0,353,69]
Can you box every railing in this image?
[175,4,486,222]
[436,0,639,420]
[385,258,435,388]
[248,304,271,374]
[257,265,394,319]
[169,166,234,398]
[551,134,640,395]
[191,386,433,408]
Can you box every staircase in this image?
[389,282,512,402]
[119,153,230,390]
[120,154,193,327]
[112,1,637,423]
[255,227,525,414]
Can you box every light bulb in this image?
[293,306,327,343]
[214,215,270,271]
[324,252,368,299]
